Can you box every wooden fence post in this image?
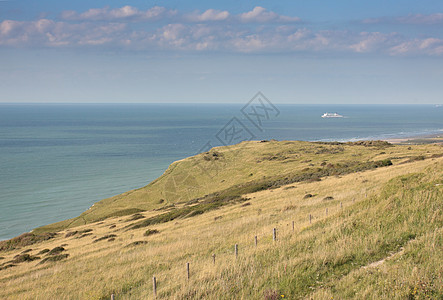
[235,244,238,258]
[212,254,216,265]
[273,228,277,241]
[153,277,157,298]
[340,202,343,209]
[309,214,312,224]
[186,262,190,280]
[292,221,295,232]
[254,236,258,247]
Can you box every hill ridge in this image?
[0,140,442,299]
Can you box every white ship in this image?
[321,112,343,118]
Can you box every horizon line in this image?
[0,102,441,106]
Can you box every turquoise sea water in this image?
[1,103,442,240]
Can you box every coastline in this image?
[2,103,443,241]
[383,132,443,145]
[315,130,443,145]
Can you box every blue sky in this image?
[1,0,443,103]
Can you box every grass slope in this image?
[0,141,442,299]
[35,140,440,233]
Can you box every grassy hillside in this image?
[0,141,442,299]
[35,140,442,232]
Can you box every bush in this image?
[11,254,40,263]
[124,241,148,248]
[0,232,56,252]
[47,246,65,255]
[93,235,117,243]
[65,231,78,238]
[38,254,69,265]
[144,229,159,236]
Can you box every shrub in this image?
[124,241,148,248]
[93,235,117,243]
[38,254,69,265]
[65,231,78,238]
[0,232,56,252]
[144,229,159,237]
[11,254,40,263]
[126,213,145,222]
[47,246,65,255]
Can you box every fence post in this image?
[212,254,216,265]
[153,277,157,298]
[186,262,190,280]
[340,202,343,209]
[254,236,258,247]
[326,208,328,216]
[235,244,238,258]
[292,221,295,232]
[273,228,277,241]
[309,214,312,224]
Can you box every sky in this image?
[1,0,443,104]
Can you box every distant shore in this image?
[383,132,443,144]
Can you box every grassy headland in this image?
[0,140,442,299]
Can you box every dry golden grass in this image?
[35,140,442,232]
[0,141,442,299]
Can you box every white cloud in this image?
[2,8,443,57]
[389,38,443,56]
[0,20,18,35]
[349,32,400,53]
[239,6,300,23]
[186,9,230,22]
[0,19,127,47]
[61,6,299,24]
[231,34,266,52]
[363,13,443,25]
[397,13,443,25]
[61,6,177,21]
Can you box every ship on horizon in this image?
[321,112,344,118]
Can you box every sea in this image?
[1,103,442,241]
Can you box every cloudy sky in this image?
[1,0,443,103]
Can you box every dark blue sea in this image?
[1,103,442,240]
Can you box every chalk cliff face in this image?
[1,140,442,299]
